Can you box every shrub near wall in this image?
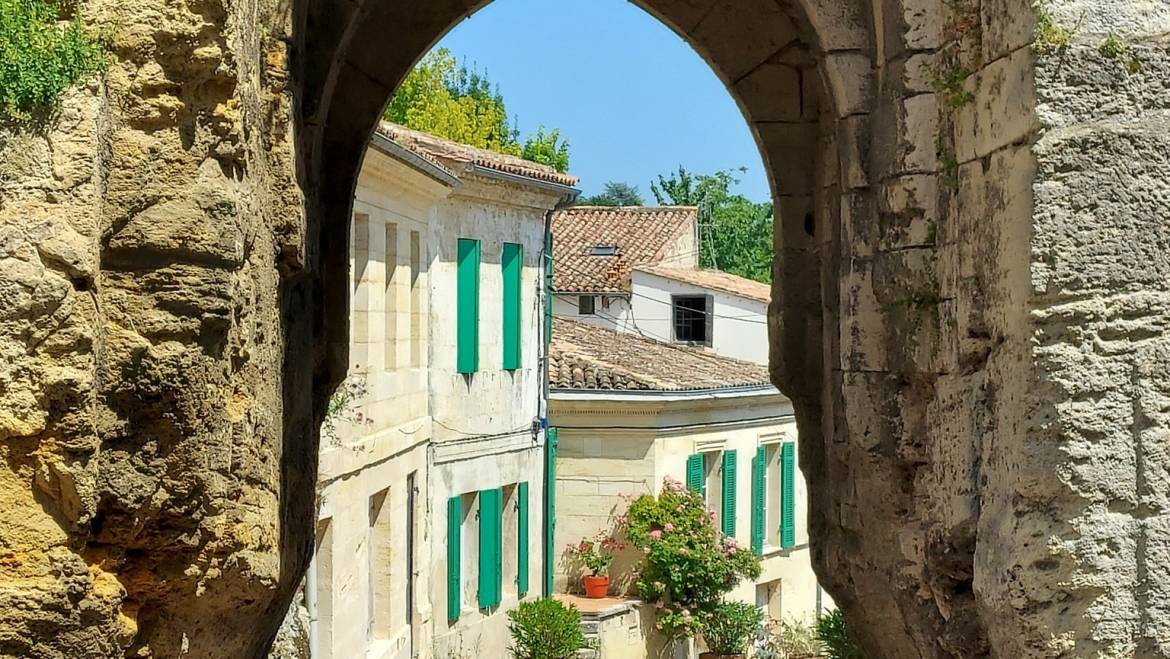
[621,477,761,640]
[0,0,105,121]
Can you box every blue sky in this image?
[432,0,771,203]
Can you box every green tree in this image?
[385,48,572,172]
[522,126,570,173]
[577,181,644,206]
[1,0,106,121]
[652,166,773,283]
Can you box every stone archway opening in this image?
[294,0,886,651]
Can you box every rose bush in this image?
[620,477,761,639]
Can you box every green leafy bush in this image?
[507,598,591,659]
[815,610,863,659]
[0,0,106,121]
[700,601,764,655]
[620,477,761,639]
[753,618,825,658]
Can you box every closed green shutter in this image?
[478,488,502,608]
[686,454,704,493]
[721,450,737,537]
[751,447,765,555]
[502,243,523,370]
[543,428,558,597]
[517,481,529,596]
[781,442,796,548]
[447,496,462,621]
[457,238,480,373]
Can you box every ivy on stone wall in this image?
[0,0,106,121]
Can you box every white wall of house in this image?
[312,147,452,659]
[426,173,564,657]
[313,151,569,659]
[550,388,828,625]
[552,293,634,333]
[628,271,770,365]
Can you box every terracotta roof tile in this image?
[376,122,579,188]
[633,265,772,303]
[550,318,771,391]
[551,206,698,293]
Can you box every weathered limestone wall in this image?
[0,0,312,656]
[1022,3,1170,655]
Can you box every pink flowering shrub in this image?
[618,476,761,639]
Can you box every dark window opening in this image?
[672,294,712,345]
[589,245,617,256]
[578,295,596,315]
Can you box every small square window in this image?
[578,295,596,315]
[672,295,712,345]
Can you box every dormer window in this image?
[589,245,617,256]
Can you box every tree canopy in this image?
[385,48,572,172]
[577,181,645,206]
[652,167,773,284]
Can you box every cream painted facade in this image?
[308,132,574,659]
[426,173,569,659]
[550,387,827,625]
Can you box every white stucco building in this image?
[308,123,576,659]
[547,318,826,628]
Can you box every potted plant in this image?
[567,534,621,598]
[699,601,765,659]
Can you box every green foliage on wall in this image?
[385,48,572,172]
[0,0,105,121]
[652,166,774,284]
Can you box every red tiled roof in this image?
[376,122,579,188]
[551,206,698,293]
[550,318,771,391]
[633,265,772,303]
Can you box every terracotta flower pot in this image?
[582,574,610,598]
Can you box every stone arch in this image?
[3,0,1165,654]
[292,0,897,650]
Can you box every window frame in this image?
[671,294,713,346]
[577,295,596,316]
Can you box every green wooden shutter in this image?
[502,243,523,370]
[751,447,765,555]
[447,496,462,621]
[781,442,796,548]
[517,481,529,597]
[544,232,553,348]
[478,488,502,608]
[543,428,558,597]
[686,454,704,493]
[721,450,737,537]
[457,238,480,373]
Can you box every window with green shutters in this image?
[446,496,462,621]
[721,450,737,537]
[456,238,480,373]
[502,243,523,370]
[517,481,529,597]
[686,453,704,493]
[478,488,503,608]
[750,447,765,555]
[780,442,796,548]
